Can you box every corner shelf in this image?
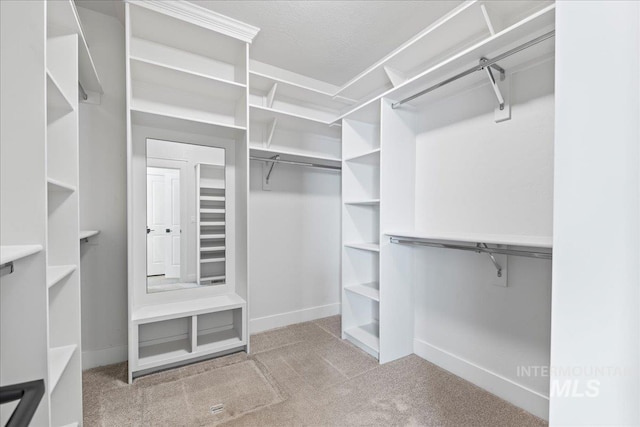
[0,245,43,266]
[48,344,77,394]
[250,105,340,138]
[345,283,380,301]
[47,265,76,289]
[344,242,380,252]
[47,178,76,193]
[344,322,379,357]
[46,70,74,115]
[344,148,381,164]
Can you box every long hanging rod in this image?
[249,156,342,171]
[389,236,552,260]
[392,30,556,109]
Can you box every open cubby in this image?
[196,308,243,350]
[138,317,191,365]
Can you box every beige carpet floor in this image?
[83,316,547,426]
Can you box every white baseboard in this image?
[83,345,127,370]
[413,338,549,421]
[250,302,340,334]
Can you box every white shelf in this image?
[200,209,225,214]
[46,70,74,115]
[250,71,354,112]
[386,230,553,248]
[47,177,76,193]
[47,0,102,94]
[250,105,340,138]
[131,57,246,103]
[47,265,76,289]
[337,4,555,120]
[131,105,246,140]
[201,221,226,227]
[201,257,226,264]
[201,275,226,282]
[197,328,242,351]
[344,242,380,252]
[48,344,77,394]
[344,199,380,206]
[250,147,341,167]
[138,336,190,366]
[132,293,246,324]
[201,234,225,240]
[201,196,225,202]
[344,148,381,164]
[200,246,226,252]
[345,322,380,355]
[345,283,380,302]
[200,185,225,190]
[79,230,100,240]
[0,245,43,266]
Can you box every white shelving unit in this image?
[0,245,43,267]
[341,103,382,359]
[126,0,258,382]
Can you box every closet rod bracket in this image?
[480,58,505,110]
[477,243,502,277]
[265,155,280,184]
[0,262,14,276]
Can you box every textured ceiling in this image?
[194,1,463,86]
[75,1,464,87]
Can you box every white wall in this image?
[77,7,128,369]
[550,1,640,425]
[249,162,341,332]
[412,59,555,419]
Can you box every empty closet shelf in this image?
[200,196,225,202]
[197,328,242,351]
[138,337,190,366]
[345,322,379,354]
[345,283,380,301]
[47,265,76,288]
[344,242,380,252]
[386,230,553,249]
[200,275,225,282]
[47,178,76,193]
[49,344,77,394]
[79,230,100,241]
[201,221,225,226]
[0,245,43,266]
[250,147,341,168]
[200,234,225,240]
[200,209,225,214]
[344,199,380,206]
[132,293,246,323]
[200,246,225,252]
[200,257,225,264]
[344,148,380,164]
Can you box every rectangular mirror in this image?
[146,138,226,293]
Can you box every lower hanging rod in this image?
[389,237,552,260]
[392,30,555,109]
[250,156,341,171]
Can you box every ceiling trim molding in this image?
[126,0,260,43]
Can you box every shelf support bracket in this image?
[266,118,277,149]
[267,83,278,109]
[262,155,280,190]
[477,243,503,277]
[0,262,14,277]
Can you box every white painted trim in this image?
[126,0,260,43]
[250,303,340,334]
[413,338,549,421]
[82,345,128,370]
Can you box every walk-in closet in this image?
[1,1,639,426]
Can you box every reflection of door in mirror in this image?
[146,138,226,294]
[146,167,180,280]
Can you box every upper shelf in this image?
[385,230,552,248]
[336,2,555,121]
[250,105,340,139]
[0,245,43,266]
[47,0,103,94]
[250,146,341,168]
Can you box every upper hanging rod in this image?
[389,236,552,260]
[249,156,342,171]
[391,30,555,109]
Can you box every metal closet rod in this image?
[389,237,552,259]
[249,156,341,171]
[392,30,556,109]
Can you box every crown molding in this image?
[126,0,260,43]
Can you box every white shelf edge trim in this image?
[0,245,43,266]
[49,344,77,394]
[127,0,260,43]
